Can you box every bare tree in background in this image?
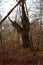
[40,0,43,29]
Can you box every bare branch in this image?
[8,17,22,33]
[0,0,21,25]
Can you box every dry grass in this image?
[0,23,43,65]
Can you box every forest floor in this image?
[0,23,43,65]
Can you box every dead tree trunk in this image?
[8,0,35,51]
[8,1,31,48]
[8,1,35,50]
[21,1,30,48]
[19,1,35,51]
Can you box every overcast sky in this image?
[0,0,40,21]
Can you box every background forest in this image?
[0,0,43,65]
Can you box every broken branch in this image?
[8,17,22,33]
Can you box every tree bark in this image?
[20,1,31,48]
